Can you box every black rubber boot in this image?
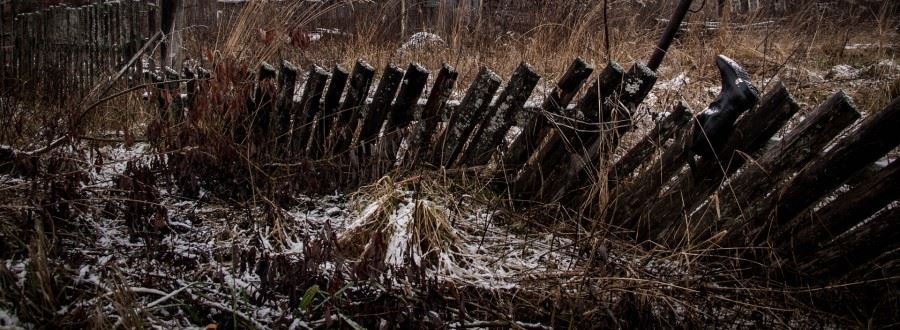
[690,55,760,159]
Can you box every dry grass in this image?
[0,0,899,328]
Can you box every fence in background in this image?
[1,0,218,99]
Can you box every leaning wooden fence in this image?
[146,55,899,286]
[2,0,896,291]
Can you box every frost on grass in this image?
[338,178,577,290]
[0,141,845,328]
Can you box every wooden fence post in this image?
[309,65,350,159]
[357,63,404,157]
[460,62,541,167]
[430,66,502,168]
[497,58,592,178]
[160,0,181,69]
[329,59,375,156]
[250,63,277,146]
[274,60,298,151]
[380,63,429,163]
[291,65,330,156]
[404,63,458,167]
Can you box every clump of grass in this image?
[338,175,463,269]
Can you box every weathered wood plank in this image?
[516,62,626,199]
[606,114,694,229]
[357,63,405,157]
[496,58,592,178]
[610,84,795,235]
[798,206,900,281]
[164,66,184,124]
[380,62,430,163]
[546,62,655,205]
[291,65,330,156]
[329,59,375,156]
[182,66,198,122]
[609,102,692,186]
[249,63,277,144]
[460,62,541,166]
[776,158,900,261]
[309,65,349,159]
[733,95,900,246]
[688,91,859,243]
[89,5,98,86]
[430,66,502,167]
[275,60,299,149]
[112,1,123,68]
[643,83,800,242]
[403,63,458,167]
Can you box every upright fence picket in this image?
[4,1,154,100]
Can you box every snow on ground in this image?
[398,32,447,53]
[0,307,26,329]
[0,141,605,327]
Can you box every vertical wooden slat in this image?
[309,65,349,159]
[114,1,125,68]
[164,66,183,124]
[496,58,592,178]
[76,7,85,93]
[93,4,100,84]
[12,15,20,83]
[25,12,33,83]
[379,62,430,163]
[404,63,458,167]
[430,66,502,167]
[329,59,376,156]
[182,66,197,122]
[291,65,330,156]
[460,62,541,166]
[250,63,277,145]
[103,3,111,74]
[65,7,74,95]
[357,63,405,157]
[275,60,299,151]
[517,62,627,200]
[112,1,121,69]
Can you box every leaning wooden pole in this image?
[647,0,694,71]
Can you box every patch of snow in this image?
[656,72,690,91]
[398,32,446,53]
[826,64,861,80]
[0,308,24,329]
